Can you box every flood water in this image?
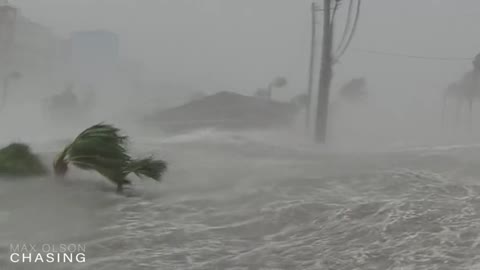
[2,130,480,270]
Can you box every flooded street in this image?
[2,132,480,270]
[2,0,480,269]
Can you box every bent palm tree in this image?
[54,123,167,192]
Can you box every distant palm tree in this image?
[254,77,288,100]
[338,77,368,103]
[266,76,288,99]
[45,83,79,118]
[473,53,480,71]
[442,70,479,127]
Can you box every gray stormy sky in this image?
[9,0,480,109]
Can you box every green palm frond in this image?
[126,157,167,181]
[73,123,128,144]
[54,123,130,177]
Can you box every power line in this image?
[353,48,472,61]
[335,0,354,55]
[334,0,361,61]
[306,2,317,129]
[330,0,341,25]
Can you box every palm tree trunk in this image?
[441,93,447,127]
[455,99,462,126]
[306,2,317,130]
[267,83,273,100]
[116,182,124,193]
[467,99,473,132]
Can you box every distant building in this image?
[0,1,17,74]
[0,2,64,81]
[68,30,120,85]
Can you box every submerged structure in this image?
[144,91,300,133]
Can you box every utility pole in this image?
[306,2,317,130]
[469,52,480,130]
[315,0,334,143]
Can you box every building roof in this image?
[0,2,17,12]
[145,91,299,133]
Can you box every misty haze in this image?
[1,0,480,269]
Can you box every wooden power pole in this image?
[315,0,334,143]
[306,2,317,130]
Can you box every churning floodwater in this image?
[2,129,480,270]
